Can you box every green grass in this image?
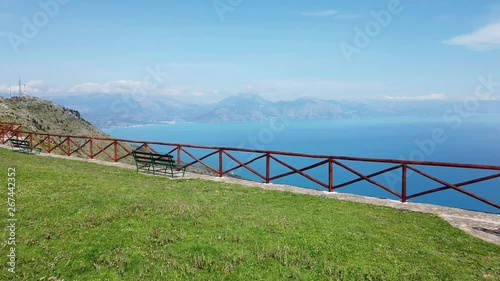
[0,147,499,280]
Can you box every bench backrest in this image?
[150,154,175,165]
[132,150,176,165]
[132,150,153,164]
[10,139,29,147]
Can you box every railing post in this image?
[29,134,33,148]
[90,138,94,159]
[402,164,407,203]
[266,152,270,183]
[177,145,181,165]
[219,149,223,177]
[67,137,71,156]
[47,134,51,152]
[114,140,118,162]
[328,157,333,192]
[144,143,148,152]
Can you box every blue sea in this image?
[104,115,500,213]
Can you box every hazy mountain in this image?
[31,93,500,127]
[47,94,201,127]
[194,95,368,122]
[193,94,279,122]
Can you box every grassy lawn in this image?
[0,147,499,280]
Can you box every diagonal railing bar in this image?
[407,172,500,200]
[30,134,49,152]
[180,147,219,174]
[69,138,91,158]
[222,151,266,180]
[115,140,132,154]
[134,143,146,151]
[0,123,23,144]
[270,158,329,182]
[332,159,402,198]
[165,147,177,155]
[48,136,69,154]
[269,155,329,189]
[406,166,500,209]
[92,140,115,160]
[115,141,134,161]
[333,165,402,190]
[145,144,159,154]
[0,128,13,144]
[116,154,129,162]
[15,136,29,142]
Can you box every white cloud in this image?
[335,14,362,20]
[0,80,453,103]
[301,10,338,17]
[301,9,360,20]
[443,22,500,50]
[0,80,210,100]
[0,84,10,93]
[69,80,147,95]
[0,80,48,95]
[384,93,447,101]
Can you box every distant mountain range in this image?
[40,93,500,128]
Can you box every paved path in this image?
[5,146,500,245]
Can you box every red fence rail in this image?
[0,122,23,141]
[1,123,499,211]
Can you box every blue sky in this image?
[1,0,500,102]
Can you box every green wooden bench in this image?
[9,139,42,155]
[132,150,186,177]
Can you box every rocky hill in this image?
[0,95,223,176]
[0,96,111,138]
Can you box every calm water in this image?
[104,115,500,213]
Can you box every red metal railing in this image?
[0,122,23,142]
[2,123,499,211]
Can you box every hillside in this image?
[0,96,110,137]
[0,95,222,175]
